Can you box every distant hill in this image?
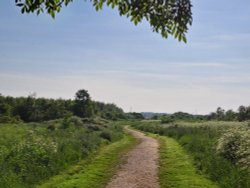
[141,112,167,119]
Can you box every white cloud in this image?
[213,33,250,42]
[172,62,232,68]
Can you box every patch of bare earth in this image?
[106,128,160,188]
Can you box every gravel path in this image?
[106,128,160,188]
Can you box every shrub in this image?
[86,124,101,131]
[100,130,112,141]
[0,116,21,124]
[69,116,84,127]
[217,127,250,170]
[6,132,57,184]
[161,115,174,124]
[47,124,56,131]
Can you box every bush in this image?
[0,116,20,124]
[6,132,57,184]
[217,127,250,170]
[47,124,56,131]
[161,115,174,124]
[86,124,101,131]
[100,130,112,141]
[60,115,83,129]
[69,116,84,127]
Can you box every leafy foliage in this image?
[15,0,193,42]
[95,102,125,120]
[217,126,250,170]
[207,106,250,121]
[126,112,145,120]
[161,114,175,123]
[74,89,94,118]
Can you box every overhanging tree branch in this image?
[15,0,193,42]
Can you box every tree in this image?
[74,89,94,118]
[126,112,144,120]
[15,0,193,42]
[246,105,250,120]
[207,112,216,121]
[161,115,174,124]
[0,103,11,116]
[224,109,236,121]
[95,102,125,120]
[216,107,225,121]
[14,96,35,122]
[238,105,247,122]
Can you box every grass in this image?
[144,133,218,188]
[37,133,137,188]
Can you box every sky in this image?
[0,1,250,114]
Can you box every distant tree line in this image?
[153,106,250,123]
[207,106,250,122]
[126,112,145,120]
[159,112,205,123]
[0,89,126,123]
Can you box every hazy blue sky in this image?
[0,1,250,114]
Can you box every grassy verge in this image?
[147,133,218,188]
[37,133,137,188]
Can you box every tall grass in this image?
[157,135,218,188]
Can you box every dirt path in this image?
[106,128,160,188]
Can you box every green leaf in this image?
[16,3,23,7]
[182,36,187,43]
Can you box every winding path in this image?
[106,128,160,188]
